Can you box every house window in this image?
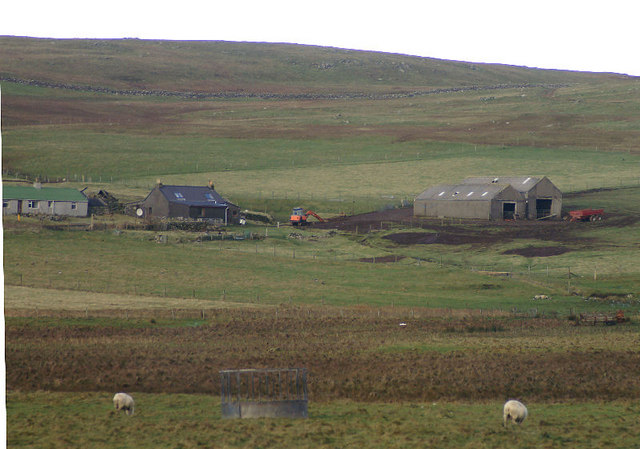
[174,192,185,199]
[205,193,215,201]
[48,201,54,208]
[3,201,8,208]
[71,202,77,210]
[28,200,39,209]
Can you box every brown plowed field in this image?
[6,310,640,403]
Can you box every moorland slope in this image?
[0,36,633,96]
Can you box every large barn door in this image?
[502,202,516,220]
[536,199,553,219]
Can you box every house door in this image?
[502,202,516,220]
[17,200,23,214]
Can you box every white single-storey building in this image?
[3,184,88,217]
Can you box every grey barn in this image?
[461,176,562,220]
[414,176,562,221]
[135,182,240,224]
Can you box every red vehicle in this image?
[568,208,604,222]
[290,207,325,226]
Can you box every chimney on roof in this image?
[33,182,42,189]
[156,179,163,187]
[208,180,214,190]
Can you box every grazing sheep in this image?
[503,400,527,426]
[113,392,135,416]
[533,294,550,300]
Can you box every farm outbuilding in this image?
[134,181,241,224]
[461,176,562,220]
[414,183,525,220]
[2,184,88,217]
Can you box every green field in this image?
[3,37,640,448]
[7,392,640,449]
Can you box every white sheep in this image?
[113,392,135,416]
[503,399,527,426]
[533,294,550,300]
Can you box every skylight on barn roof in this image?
[174,192,184,199]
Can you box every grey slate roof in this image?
[415,183,512,201]
[461,176,542,193]
[158,185,233,207]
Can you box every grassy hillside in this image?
[0,36,628,94]
[3,37,639,194]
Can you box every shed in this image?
[461,176,562,219]
[136,182,240,224]
[414,183,525,220]
[2,184,88,217]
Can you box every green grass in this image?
[7,392,640,449]
[4,214,639,313]
[2,224,540,309]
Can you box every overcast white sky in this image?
[2,0,638,76]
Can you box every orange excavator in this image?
[290,207,325,226]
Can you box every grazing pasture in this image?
[7,392,640,449]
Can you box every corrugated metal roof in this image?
[416,183,510,201]
[159,185,231,207]
[3,185,87,202]
[462,176,542,192]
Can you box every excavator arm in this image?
[304,210,325,222]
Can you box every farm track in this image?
[1,76,568,100]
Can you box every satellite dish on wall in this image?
[136,208,144,217]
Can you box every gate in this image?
[220,368,308,418]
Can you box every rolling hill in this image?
[1,36,639,197]
[0,36,633,95]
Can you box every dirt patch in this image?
[316,208,414,232]
[384,232,483,245]
[502,246,571,257]
[318,207,607,246]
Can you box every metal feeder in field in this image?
[220,368,308,419]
